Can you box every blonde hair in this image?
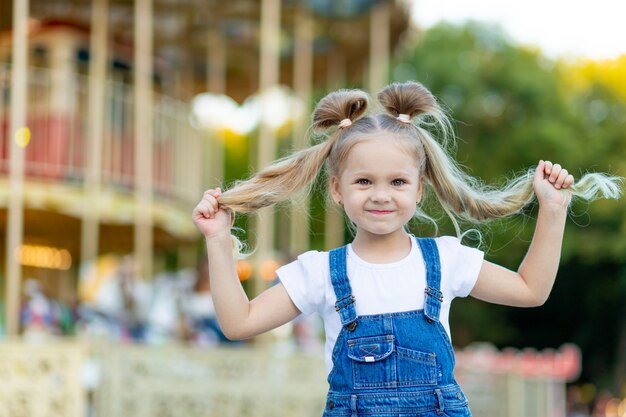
[218,81,623,249]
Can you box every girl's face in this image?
[330,138,423,241]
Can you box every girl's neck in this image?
[350,231,412,264]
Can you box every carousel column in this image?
[133,0,154,280]
[5,0,29,336]
[81,0,108,275]
[324,51,346,251]
[206,26,226,186]
[49,31,75,143]
[368,1,390,95]
[251,0,281,297]
[183,26,228,273]
[289,6,314,256]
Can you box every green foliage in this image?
[392,21,626,390]
[394,21,625,264]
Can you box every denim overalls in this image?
[323,238,471,417]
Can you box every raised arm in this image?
[470,160,574,307]
[192,188,301,340]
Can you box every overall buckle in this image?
[425,286,443,302]
[335,294,356,311]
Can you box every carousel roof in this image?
[0,0,411,101]
[0,0,413,253]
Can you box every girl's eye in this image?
[356,178,370,185]
[392,179,406,186]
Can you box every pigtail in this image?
[218,89,369,213]
[378,81,437,118]
[420,134,536,221]
[312,89,369,131]
[378,81,454,147]
[377,82,622,234]
[218,142,332,213]
[423,136,622,225]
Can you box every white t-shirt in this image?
[277,236,484,375]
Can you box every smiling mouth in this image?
[367,210,394,215]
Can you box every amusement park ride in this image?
[0,0,409,334]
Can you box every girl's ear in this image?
[330,176,343,205]
[416,176,424,204]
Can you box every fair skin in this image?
[192,138,574,340]
[329,138,423,263]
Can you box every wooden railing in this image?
[0,64,202,205]
[0,339,571,417]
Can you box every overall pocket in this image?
[347,335,395,389]
[395,345,438,387]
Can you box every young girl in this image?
[192,81,621,417]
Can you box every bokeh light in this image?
[14,126,31,148]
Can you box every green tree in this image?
[392,21,626,392]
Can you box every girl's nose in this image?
[371,187,391,203]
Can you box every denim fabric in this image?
[324,238,472,417]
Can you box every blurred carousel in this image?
[0,0,412,336]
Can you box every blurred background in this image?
[0,0,624,416]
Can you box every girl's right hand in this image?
[192,188,232,238]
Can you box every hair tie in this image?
[397,114,412,124]
[338,118,352,129]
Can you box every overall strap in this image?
[417,238,443,323]
[329,246,358,331]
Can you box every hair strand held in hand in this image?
[214,81,623,255]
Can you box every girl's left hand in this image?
[533,160,575,209]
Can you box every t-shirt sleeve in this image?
[276,251,327,316]
[437,236,484,298]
